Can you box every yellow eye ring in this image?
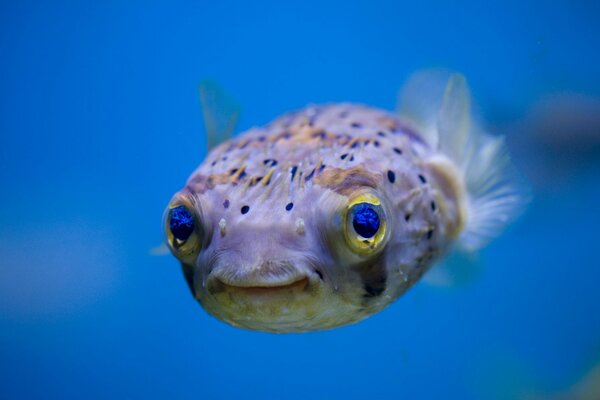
[165,197,203,262]
[343,192,389,256]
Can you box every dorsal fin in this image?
[198,81,241,151]
[397,69,455,148]
[437,74,471,165]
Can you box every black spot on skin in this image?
[312,131,326,139]
[393,147,402,155]
[387,170,396,183]
[377,131,386,137]
[241,205,250,214]
[305,168,316,181]
[427,229,434,239]
[239,170,247,179]
[431,201,436,211]
[211,160,217,166]
[290,165,298,181]
[319,164,326,172]
[374,140,380,147]
[229,168,238,175]
[285,202,293,211]
[360,262,387,300]
[351,122,362,128]
[419,174,427,184]
[405,213,411,222]
[350,142,359,149]
[223,199,230,209]
[340,153,348,160]
[349,155,355,162]
[364,284,385,298]
[263,159,278,166]
[315,270,324,280]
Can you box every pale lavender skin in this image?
[166,103,461,333]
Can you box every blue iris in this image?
[169,205,195,241]
[352,203,380,238]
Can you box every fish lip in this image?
[209,268,309,288]
[216,277,310,294]
[205,266,319,295]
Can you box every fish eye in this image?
[169,205,195,241]
[352,203,380,238]
[344,193,389,256]
[165,201,203,261]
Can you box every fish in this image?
[164,71,529,333]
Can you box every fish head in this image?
[164,166,438,333]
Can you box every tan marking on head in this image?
[313,166,379,196]
[262,167,276,186]
[347,137,361,148]
[425,155,465,239]
[376,115,400,131]
[238,139,250,149]
[232,164,246,181]
[315,158,324,170]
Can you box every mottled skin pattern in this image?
[167,104,462,332]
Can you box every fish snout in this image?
[206,260,314,293]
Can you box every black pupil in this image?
[352,203,380,238]
[169,206,195,241]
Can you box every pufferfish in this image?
[164,71,529,333]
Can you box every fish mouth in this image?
[206,261,318,296]
[200,265,332,332]
[215,276,310,295]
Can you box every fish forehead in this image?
[186,103,430,197]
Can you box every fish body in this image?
[165,73,528,333]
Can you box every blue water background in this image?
[1,1,599,398]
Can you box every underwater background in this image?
[1,1,599,398]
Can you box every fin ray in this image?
[199,81,241,151]
[399,70,530,251]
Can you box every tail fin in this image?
[398,70,530,251]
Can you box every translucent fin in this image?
[477,352,600,400]
[199,81,241,151]
[399,70,530,251]
[565,362,600,400]
[149,243,170,256]
[397,69,455,148]
[459,132,531,250]
[423,250,480,288]
[437,74,471,166]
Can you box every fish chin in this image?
[198,271,364,333]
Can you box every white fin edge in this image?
[459,131,531,251]
[400,71,530,251]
